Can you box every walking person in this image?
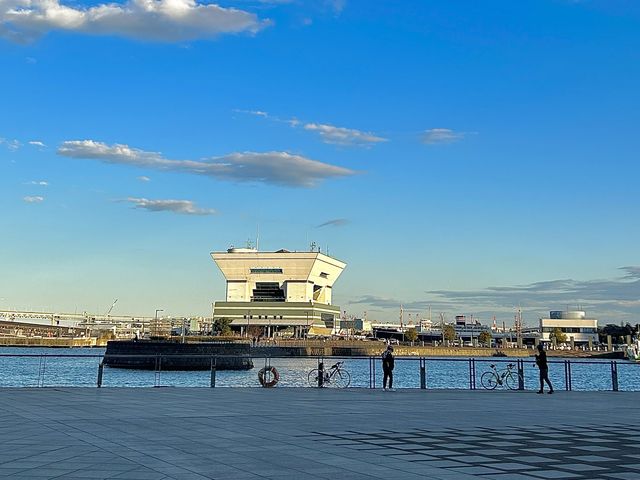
[535,343,554,394]
[382,345,395,391]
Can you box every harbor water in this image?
[1,347,638,391]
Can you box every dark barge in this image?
[104,340,254,370]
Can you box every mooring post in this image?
[97,361,104,388]
[611,361,619,392]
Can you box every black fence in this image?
[0,353,637,391]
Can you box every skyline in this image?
[1,0,639,325]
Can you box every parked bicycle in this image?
[481,363,523,390]
[308,361,351,388]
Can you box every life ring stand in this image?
[258,366,279,388]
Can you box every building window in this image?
[250,268,283,274]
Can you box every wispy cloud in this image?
[28,140,46,147]
[124,197,216,216]
[23,195,44,203]
[347,267,640,324]
[57,140,356,187]
[0,0,270,43]
[137,176,151,182]
[236,109,387,147]
[0,137,21,150]
[422,128,465,145]
[317,218,349,228]
[25,180,48,186]
[303,123,387,146]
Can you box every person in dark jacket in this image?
[382,345,395,391]
[535,343,554,394]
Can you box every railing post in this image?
[369,357,373,389]
[210,357,216,388]
[564,360,569,391]
[97,361,104,388]
[518,359,525,390]
[318,359,324,388]
[468,358,476,390]
[373,356,376,389]
[420,358,426,389]
[611,361,619,392]
[568,360,572,391]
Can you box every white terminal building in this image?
[539,310,598,345]
[211,247,346,337]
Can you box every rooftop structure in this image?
[539,310,598,345]
[211,247,346,337]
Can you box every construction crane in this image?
[105,299,118,317]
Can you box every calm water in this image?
[1,347,638,391]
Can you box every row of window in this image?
[243,315,284,320]
[250,268,283,274]
[542,327,597,333]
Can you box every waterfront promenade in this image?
[0,389,639,480]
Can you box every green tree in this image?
[405,328,418,344]
[478,330,492,346]
[550,327,567,343]
[212,318,233,336]
[442,324,456,342]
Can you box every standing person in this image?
[382,345,395,391]
[535,343,554,394]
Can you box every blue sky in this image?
[1,0,638,325]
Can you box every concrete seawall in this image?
[0,337,97,347]
[253,345,531,357]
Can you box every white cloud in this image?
[57,140,356,187]
[125,197,216,215]
[234,109,386,147]
[303,123,387,146]
[137,175,151,182]
[28,140,46,147]
[23,195,44,203]
[0,0,269,43]
[26,180,48,185]
[422,128,465,145]
[0,137,21,150]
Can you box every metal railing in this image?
[0,353,637,391]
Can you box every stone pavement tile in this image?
[523,447,568,454]
[572,445,616,452]
[450,466,505,475]
[483,475,539,480]
[485,462,532,471]
[567,455,613,462]
[481,442,525,447]
[433,442,478,449]
[624,454,640,460]
[446,455,500,464]
[603,474,640,480]
[511,456,559,463]
[471,448,512,456]
[526,470,580,479]
[529,439,571,445]
[625,464,640,470]
[411,459,468,468]
[559,463,607,472]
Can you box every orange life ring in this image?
[258,366,279,387]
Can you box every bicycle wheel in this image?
[308,369,321,387]
[330,370,351,388]
[481,371,498,390]
[505,371,523,390]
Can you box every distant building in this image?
[539,310,598,345]
[211,247,346,337]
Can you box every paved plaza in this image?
[0,388,639,479]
